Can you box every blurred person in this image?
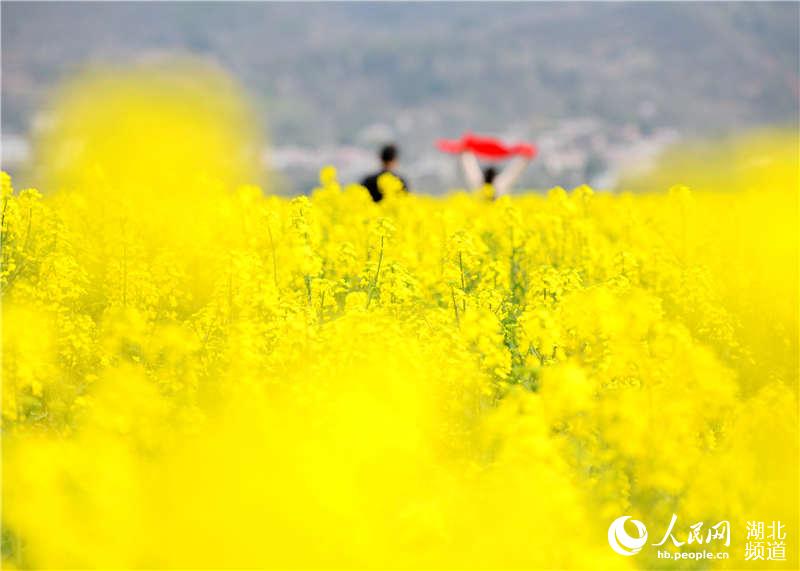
[361,143,409,202]
[438,133,537,200]
[459,150,533,200]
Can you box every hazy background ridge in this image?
[2,1,798,192]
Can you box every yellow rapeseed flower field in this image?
[1,67,797,569]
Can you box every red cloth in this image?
[436,133,537,160]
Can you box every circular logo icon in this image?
[608,516,648,556]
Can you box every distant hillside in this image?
[2,2,798,191]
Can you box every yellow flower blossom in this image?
[1,68,796,569]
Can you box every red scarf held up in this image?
[436,133,537,160]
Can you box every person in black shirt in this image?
[361,144,409,202]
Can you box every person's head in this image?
[380,144,399,170]
[483,166,498,184]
